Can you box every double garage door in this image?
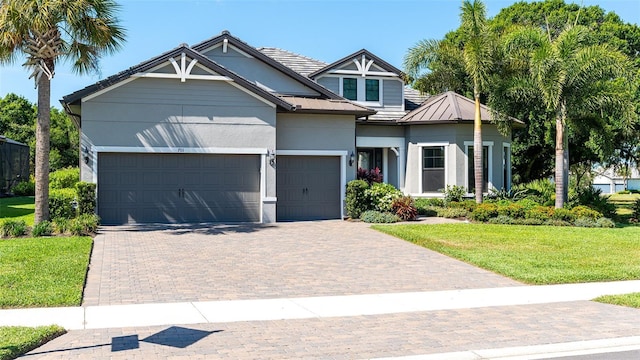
[98,153,260,224]
[98,153,342,224]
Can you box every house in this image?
[61,31,520,224]
[0,135,30,195]
[592,166,640,194]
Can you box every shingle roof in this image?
[399,91,524,125]
[257,47,326,77]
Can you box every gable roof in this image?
[308,49,404,79]
[61,45,295,111]
[257,47,326,77]
[191,31,342,100]
[398,91,524,125]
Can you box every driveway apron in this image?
[82,220,520,306]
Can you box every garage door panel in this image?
[98,153,260,224]
[276,156,341,221]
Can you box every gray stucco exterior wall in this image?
[203,46,320,97]
[317,77,340,94]
[80,76,278,222]
[382,79,403,107]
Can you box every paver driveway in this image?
[83,220,520,306]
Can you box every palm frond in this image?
[403,38,440,79]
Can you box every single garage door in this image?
[98,153,260,224]
[276,155,341,221]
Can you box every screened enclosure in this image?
[0,136,30,195]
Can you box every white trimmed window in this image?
[339,77,382,104]
[465,141,494,193]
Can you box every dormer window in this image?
[365,79,379,101]
[343,78,357,100]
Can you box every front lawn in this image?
[595,293,640,308]
[0,197,35,226]
[374,223,640,285]
[0,326,65,360]
[0,236,92,308]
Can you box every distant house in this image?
[0,136,30,195]
[61,31,521,224]
[593,166,640,194]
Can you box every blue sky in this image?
[1,0,638,108]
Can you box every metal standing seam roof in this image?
[399,91,524,125]
[278,96,376,116]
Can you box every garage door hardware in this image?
[302,188,309,194]
[178,188,185,197]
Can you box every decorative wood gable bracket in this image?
[132,52,231,82]
[330,55,399,78]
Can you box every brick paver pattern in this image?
[26,302,640,359]
[83,221,520,306]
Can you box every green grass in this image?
[608,193,640,217]
[373,223,640,285]
[0,325,65,360]
[0,197,35,226]
[595,293,640,308]
[0,237,92,308]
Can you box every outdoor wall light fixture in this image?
[349,151,355,166]
[268,149,276,166]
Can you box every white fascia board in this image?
[330,69,399,77]
[131,73,231,81]
[276,150,348,156]
[356,136,405,148]
[199,42,254,58]
[226,81,277,108]
[82,77,138,103]
[92,146,268,155]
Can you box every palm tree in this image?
[404,0,492,203]
[503,25,634,208]
[0,0,125,223]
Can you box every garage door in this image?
[276,156,341,221]
[98,153,260,224]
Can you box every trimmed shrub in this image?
[470,203,498,222]
[569,186,616,219]
[525,206,554,221]
[392,196,418,221]
[437,207,469,219]
[68,214,101,235]
[76,182,97,215]
[497,203,525,219]
[631,199,640,221]
[32,220,53,237]
[365,183,402,212]
[12,179,35,196]
[552,208,576,222]
[414,198,445,208]
[543,219,572,227]
[570,205,602,220]
[49,188,77,220]
[595,217,616,228]
[346,179,370,219]
[512,218,544,226]
[360,210,399,223]
[488,215,514,225]
[516,198,541,211]
[53,217,70,234]
[49,167,80,190]
[443,185,466,204]
[418,206,439,217]
[0,219,27,237]
[574,217,598,228]
[449,200,478,213]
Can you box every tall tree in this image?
[405,0,493,203]
[503,25,635,208]
[0,0,125,223]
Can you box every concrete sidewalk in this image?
[4,280,640,330]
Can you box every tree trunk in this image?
[474,90,483,204]
[554,102,567,209]
[34,68,51,223]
